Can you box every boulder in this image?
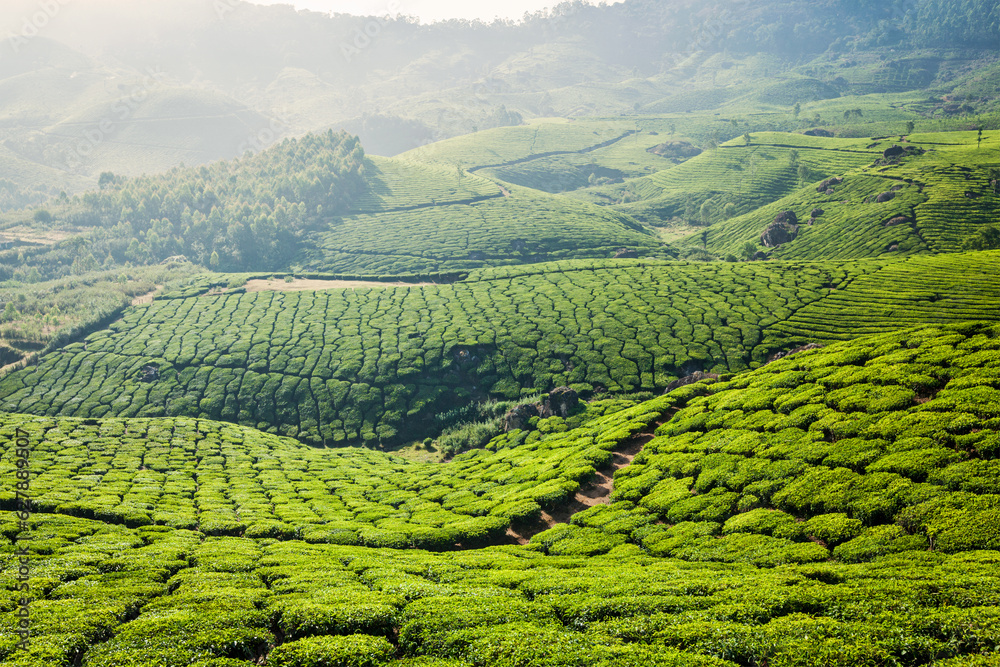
[803,129,834,137]
[965,191,981,199]
[751,251,770,261]
[883,145,905,159]
[887,243,899,252]
[811,208,825,218]
[884,216,911,227]
[646,141,702,159]
[767,343,824,364]
[761,222,798,248]
[541,386,580,418]
[775,210,798,225]
[816,177,843,193]
[614,248,639,259]
[502,403,539,432]
[875,191,896,203]
[664,371,720,393]
[760,211,800,248]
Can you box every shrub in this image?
[266,634,395,667]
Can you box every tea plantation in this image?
[2,253,999,447]
[2,322,1000,666]
[697,131,1000,260]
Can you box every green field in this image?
[3,322,1000,666]
[1,252,999,447]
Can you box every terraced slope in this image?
[572,132,885,225]
[298,181,661,275]
[0,259,869,446]
[0,398,658,546]
[399,119,638,171]
[532,321,1000,563]
[2,253,1000,447]
[696,130,1000,259]
[2,323,1000,667]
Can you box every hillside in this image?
[2,252,998,448]
[2,322,1000,666]
[2,131,666,279]
[0,0,996,205]
[690,130,1000,259]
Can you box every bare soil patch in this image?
[244,278,433,292]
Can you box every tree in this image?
[699,199,717,226]
[2,302,16,322]
[963,225,1000,251]
[98,172,118,190]
[210,251,220,269]
[797,164,812,184]
[722,203,737,219]
[33,209,53,224]
[792,102,801,118]
[905,121,916,134]
[743,132,752,146]
[740,241,758,260]
[977,128,983,149]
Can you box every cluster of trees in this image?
[41,131,367,274]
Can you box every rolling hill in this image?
[2,322,1000,666]
[2,252,998,448]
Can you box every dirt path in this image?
[503,409,677,545]
[131,285,164,306]
[244,278,434,292]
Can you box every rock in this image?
[883,145,905,159]
[540,386,580,418]
[468,251,485,260]
[811,208,825,218]
[890,184,904,191]
[768,343,824,363]
[875,191,896,203]
[141,364,160,382]
[502,403,539,432]
[751,251,769,261]
[816,177,843,193]
[760,211,800,248]
[664,371,720,393]
[965,191,981,199]
[774,210,799,225]
[161,255,189,265]
[887,243,899,252]
[646,141,702,159]
[884,216,911,227]
[803,129,834,137]
[614,248,639,259]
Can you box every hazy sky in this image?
[245,0,602,23]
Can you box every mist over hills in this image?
[0,0,995,197]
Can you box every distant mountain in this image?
[0,0,995,203]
